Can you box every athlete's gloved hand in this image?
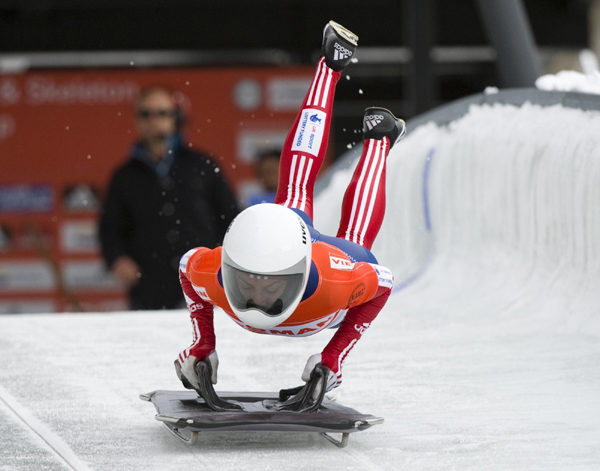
[302,353,340,399]
[175,350,219,389]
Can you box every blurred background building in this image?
[0,0,595,313]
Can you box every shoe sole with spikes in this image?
[322,20,358,72]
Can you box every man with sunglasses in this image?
[99,86,239,310]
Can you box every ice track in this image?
[1,99,600,470]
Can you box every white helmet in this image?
[221,204,311,329]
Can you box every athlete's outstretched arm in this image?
[175,249,219,387]
[302,264,394,392]
[322,287,391,386]
[178,265,216,364]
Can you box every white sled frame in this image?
[320,431,350,448]
[158,415,350,448]
[154,413,382,449]
[154,415,199,445]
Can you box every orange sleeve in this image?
[185,247,215,289]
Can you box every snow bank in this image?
[315,101,600,335]
[536,70,600,94]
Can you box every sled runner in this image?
[140,389,383,448]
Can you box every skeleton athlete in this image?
[176,21,406,401]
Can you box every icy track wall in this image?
[314,91,600,336]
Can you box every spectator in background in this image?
[246,149,280,207]
[99,85,239,310]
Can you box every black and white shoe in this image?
[321,20,358,72]
[362,107,406,148]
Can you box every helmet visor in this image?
[222,259,306,317]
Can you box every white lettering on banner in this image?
[0,184,54,213]
[291,108,326,157]
[232,79,261,110]
[0,78,21,105]
[236,129,288,164]
[60,220,99,253]
[193,286,212,302]
[330,255,354,270]
[63,260,121,290]
[0,300,56,314]
[267,77,312,111]
[0,261,55,291]
[25,77,139,106]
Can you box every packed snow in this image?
[536,51,600,94]
[1,100,600,470]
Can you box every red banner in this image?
[0,66,325,312]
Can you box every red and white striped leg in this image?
[275,57,341,220]
[336,137,391,250]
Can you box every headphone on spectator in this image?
[136,85,189,131]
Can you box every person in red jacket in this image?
[176,21,405,405]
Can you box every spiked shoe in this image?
[321,20,358,72]
[362,107,406,148]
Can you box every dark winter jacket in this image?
[99,141,239,310]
